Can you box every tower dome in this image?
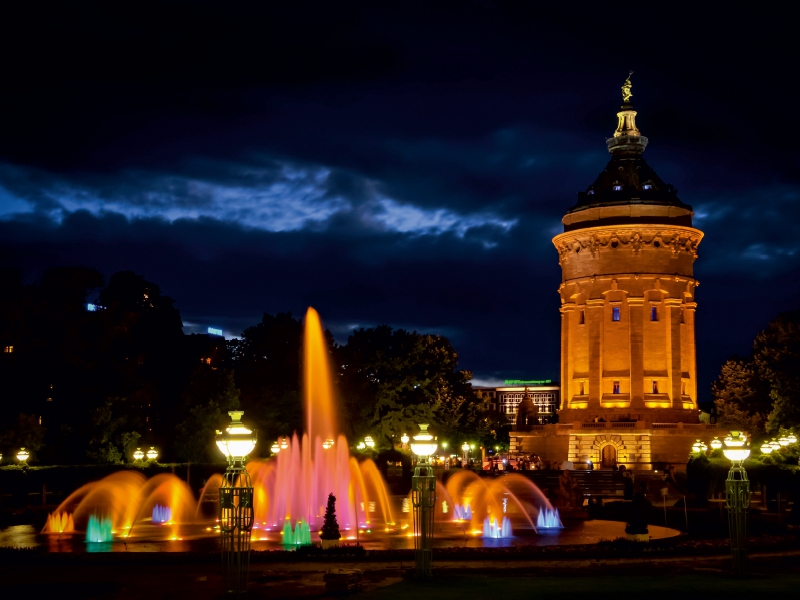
[564,73,694,232]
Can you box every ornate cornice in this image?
[552,224,703,265]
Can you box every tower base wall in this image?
[510,421,720,470]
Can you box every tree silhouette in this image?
[320,493,341,540]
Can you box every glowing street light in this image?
[215,411,256,596]
[722,430,750,576]
[691,439,705,453]
[461,442,470,467]
[280,437,289,451]
[401,433,409,446]
[770,439,781,451]
[778,436,790,447]
[710,437,723,450]
[788,433,798,445]
[145,447,159,461]
[270,441,280,454]
[357,441,366,450]
[16,447,30,463]
[322,438,334,450]
[410,424,437,578]
[133,448,145,462]
[760,441,774,454]
[364,435,375,449]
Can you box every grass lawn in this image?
[360,572,800,599]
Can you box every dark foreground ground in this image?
[2,551,799,599]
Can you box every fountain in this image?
[38,307,395,546]
[453,503,472,521]
[86,515,113,543]
[482,515,512,538]
[25,307,591,550]
[246,308,394,533]
[442,470,554,534]
[152,504,172,524]
[536,507,564,533]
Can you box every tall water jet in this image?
[305,307,337,447]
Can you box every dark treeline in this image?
[0,267,502,464]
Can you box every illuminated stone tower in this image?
[553,75,703,425]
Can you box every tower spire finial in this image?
[621,70,634,103]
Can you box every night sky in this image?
[1,3,798,400]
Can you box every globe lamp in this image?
[16,447,30,463]
[215,411,257,465]
[778,436,790,447]
[322,438,334,450]
[364,435,375,449]
[357,441,366,450]
[760,441,773,454]
[710,437,723,450]
[133,448,145,461]
[788,433,798,445]
[410,424,438,459]
[722,431,750,464]
[691,440,704,453]
[461,442,470,452]
[146,447,159,461]
[401,433,409,445]
[270,441,280,454]
[770,439,781,451]
[280,437,289,451]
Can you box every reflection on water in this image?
[0,525,37,549]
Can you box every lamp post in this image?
[722,430,750,577]
[145,447,159,461]
[16,447,30,464]
[133,448,144,462]
[216,411,257,597]
[410,423,437,578]
[401,433,409,449]
[364,435,375,449]
[461,442,470,466]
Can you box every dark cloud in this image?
[1,2,799,400]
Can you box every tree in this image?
[0,413,46,462]
[320,493,341,541]
[174,366,241,462]
[229,312,309,443]
[337,326,476,445]
[752,309,800,432]
[712,357,769,433]
[86,398,143,464]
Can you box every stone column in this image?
[684,301,698,408]
[560,304,572,410]
[665,298,683,410]
[628,296,645,409]
[586,298,605,411]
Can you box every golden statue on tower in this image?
[621,70,633,102]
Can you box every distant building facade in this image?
[474,380,559,425]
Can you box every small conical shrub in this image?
[320,493,341,540]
